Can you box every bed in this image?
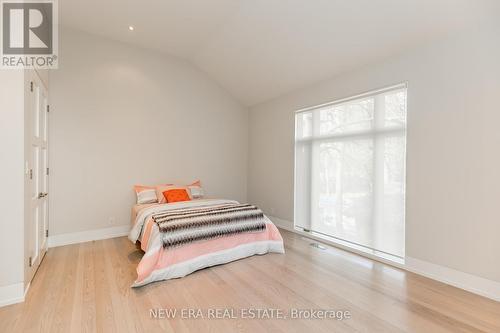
[128,198,285,287]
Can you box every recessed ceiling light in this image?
[128,26,134,31]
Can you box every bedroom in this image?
[0,0,499,332]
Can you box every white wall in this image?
[49,28,248,236]
[0,70,25,295]
[248,21,500,283]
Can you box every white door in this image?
[27,71,49,282]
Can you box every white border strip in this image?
[268,216,500,302]
[270,215,405,267]
[269,215,295,232]
[405,257,500,302]
[48,225,130,248]
[0,282,24,307]
[0,226,130,307]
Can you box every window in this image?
[294,84,407,258]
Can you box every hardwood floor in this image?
[1,229,499,333]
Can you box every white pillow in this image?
[188,185,205,199]
[137,189,158,204]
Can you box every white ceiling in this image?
[61,0,493,106]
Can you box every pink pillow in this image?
[134,185,154,193]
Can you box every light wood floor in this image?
[1,230,499,333]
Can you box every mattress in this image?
[129,199,284,287]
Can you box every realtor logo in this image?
[1,0,58,68]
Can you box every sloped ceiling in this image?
[61,0,493,106]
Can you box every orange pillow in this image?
[155,180,200,203]
[163,189,191,203]
[156,185,190,203]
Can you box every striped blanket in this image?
[152,203,267,248]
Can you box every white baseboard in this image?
[268,215,295,232]
[24,282,31,298]
[48,225,130,248]
[268,216,500,302]
[1,224,130,307]
[0,282,24,307]
[405,257,500,302]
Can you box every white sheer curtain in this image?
[294,85,407,257]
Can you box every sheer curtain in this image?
[294,84,407,257]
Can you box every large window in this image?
[294,84,407,258]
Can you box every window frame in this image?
[293,82,408,260]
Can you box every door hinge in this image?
[47,105,50,112]
[45,230,48,237]
[29,169,33,180]
[46,167,49,175]
[30,81,33,92]
[29,257,32,267]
